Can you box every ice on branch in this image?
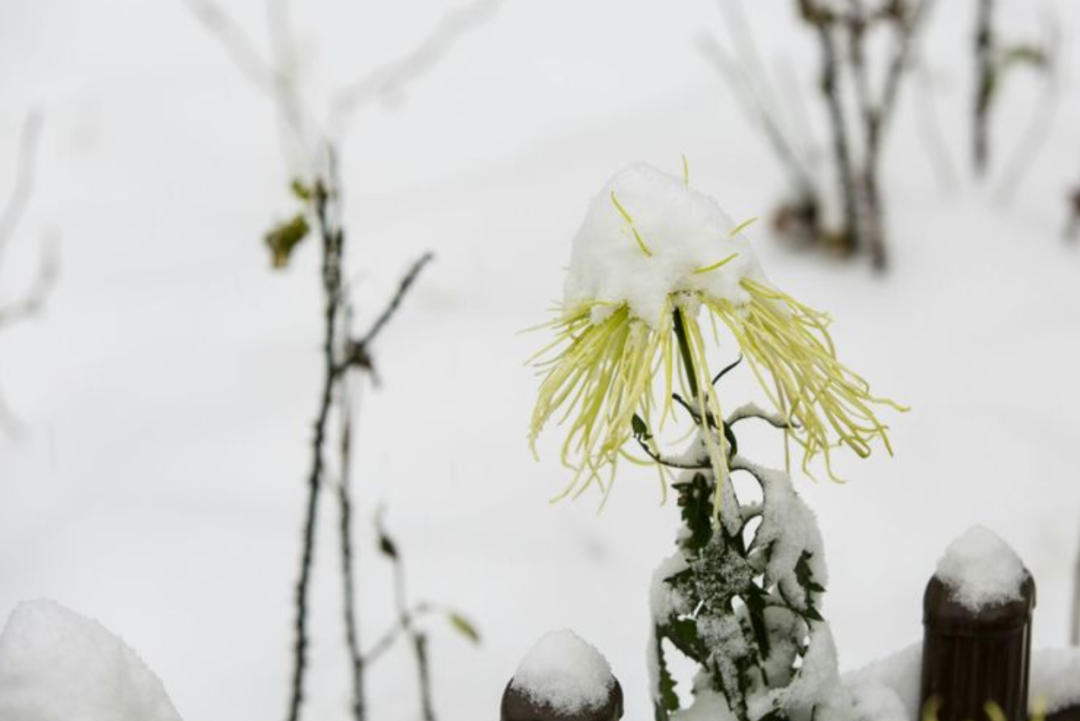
[0,599,183,721]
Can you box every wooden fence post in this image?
[920,572,1036,721]
[501,630,623,721]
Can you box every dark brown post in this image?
[920,573,1036,721]
[501,678,623,721]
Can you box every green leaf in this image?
[264,213,310,269]
[664,618,705,663]
[653,629,680,720]
[632,414,651,441]
[290,178,313,201]
[447,612,481,645]
[676,473,714,552]
[377,534,398,559]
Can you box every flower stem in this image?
[672,305,698,400]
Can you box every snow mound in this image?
[0,599,182,721]
[1031,647,1080,713]
[673,688,736,721]
[842,643,1080,718]
[842,643,922,721]
[649,550,690,622]
[563,163,768,328]
[935,526,1026,612]
[510,629,614,714]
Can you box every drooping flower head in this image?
[529,163,903,504]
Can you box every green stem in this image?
[672,306,698,400]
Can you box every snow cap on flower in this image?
[530,162,903,507]
[564,163,767,327]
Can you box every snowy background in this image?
[2,0,1080,719]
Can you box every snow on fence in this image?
[501,527,1074,721]
[922,527,1036,721]
[501,630,624,721]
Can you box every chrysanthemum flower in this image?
[529,163,903,504]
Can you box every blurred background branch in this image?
[0,109,58,434]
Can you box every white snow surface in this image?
[510,630,614,714]
[935,526,1027,612]
[673,688,737,721]
[750,623,852,721]
[0,599,182,721]
[563,163,768,328]
[650,550,691,622]
[5,2,1080,720]
[842,643,1080,719]
[842,643,922,721]
[1030,648,1080,714]
[738,456,828,611]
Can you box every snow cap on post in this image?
[920,526,1035,721]
[502,630,623,721]
[935,525,1028,612]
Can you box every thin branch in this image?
[697,35,818,197]
[0,231,59,329]
[0,110,44,264]
[337,369,365,721]
[329,0,501,137]
[912,58,958,192]
[287,180,344,721]
[993,7,1062,205]
[357,253,434,349]
[877,0,935,136]
[811,13,861,255]
[376,511,438,721]
[182,0,281,95]
[973,0,994,174]
[1065,187,1080,242]
[182,0,317,169]
[361,602,438,666]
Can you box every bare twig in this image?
[812,13,861,255]
[0,110,57,435]
[697,36,818,198]
[361,602,438,666]
[186,3,482,718]
[182,0,279,94]
[337,364,365,721]
[993,8,1062,205]
[973,0,994,175]
[913,58,959,192]
[0,110,44,264]
[0,231,59,329]
[848,0,934,270]
[1066,187,1080,242]
[376,511,438,721]
[358,253,433,348]
[288,177,344,721]
[328,0,500,138]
